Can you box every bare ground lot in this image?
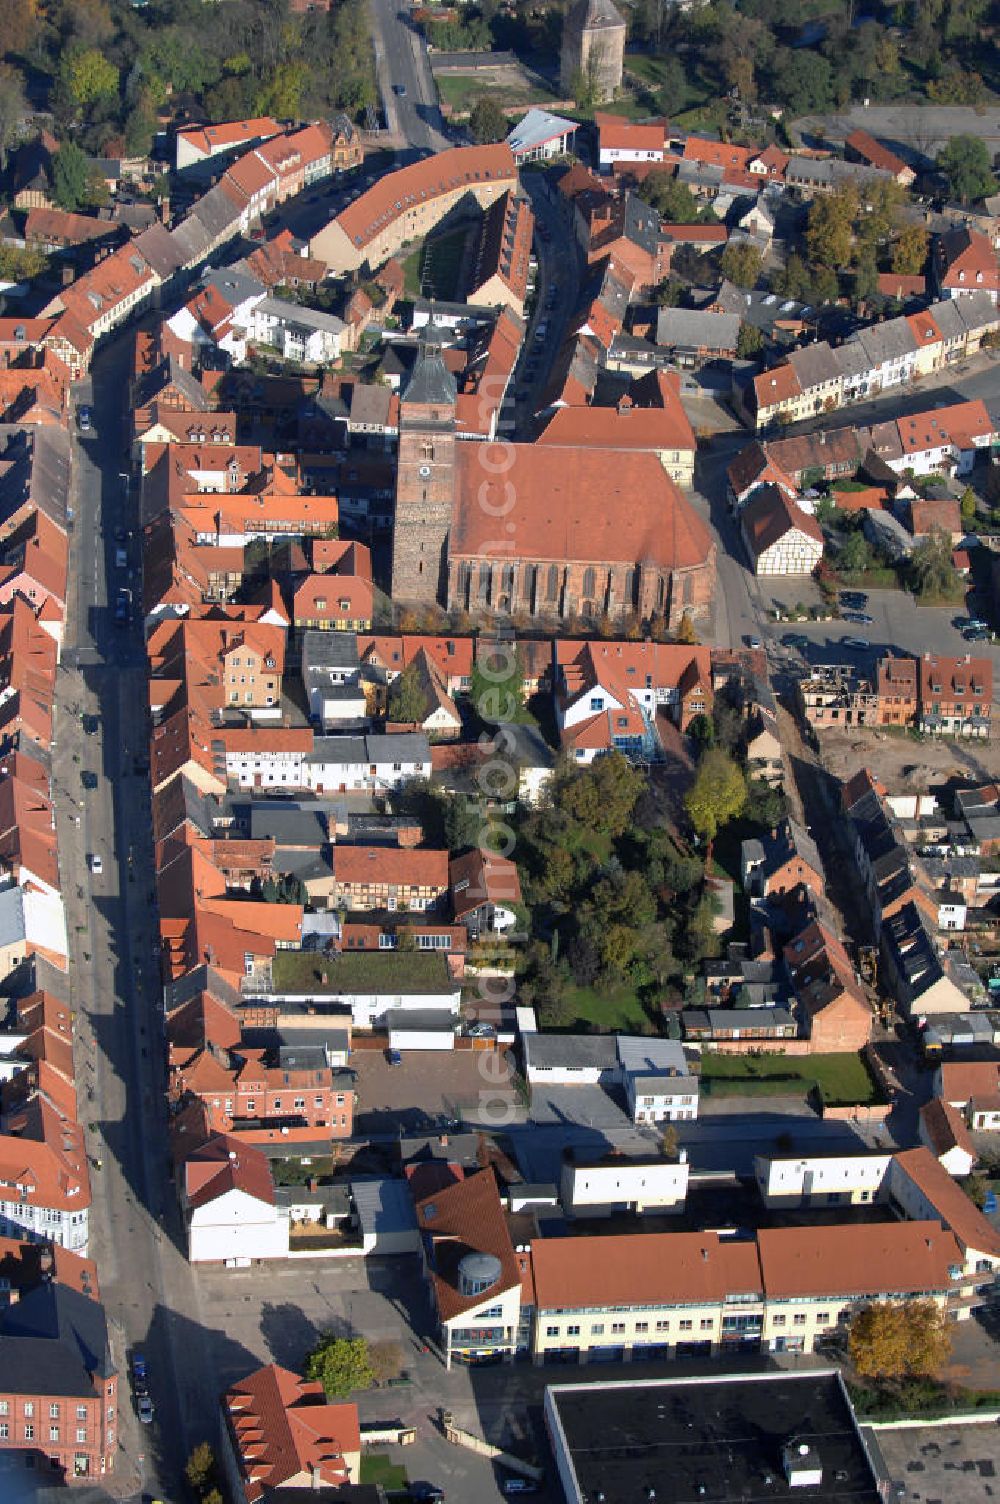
[811,726,1000,789]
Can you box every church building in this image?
[391,343,717,630]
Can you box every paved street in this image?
[370,0,449,152]
[513,171,584,437]
[774,349,1000,443]
[61,337,216,1501]
[794,103,1000,161]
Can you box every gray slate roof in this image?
[256,296,345,335]
[351,1176,419,1237]
[1,1283,114,1396]
[402,343,458,407]
[304,735,368,765]
[656,308,740,350]
[524,1033,619,1070]
[302,629,360,673]
[365,732,430,764]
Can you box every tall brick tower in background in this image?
[391,336,457,606]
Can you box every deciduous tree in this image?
[0,65,27,170]
[684,748,747,851]
[769,48,834,116]
[61,46,118,107]
[638,174,703,224]
[909,525,960,600]
[936,133,997,204]
[387,663,430,724]
[839,531,872,576]
[555,751,645,838]
[676,609,698,643]
[305,1335,375,1398]
[806,186,858,269]
[185,1442,217,1496]
[890,224,929,276]
[848,1300,951,1378]
[369,1339,405,1386]
[469,94,507,144]
[720,240,763,289]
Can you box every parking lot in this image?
[876,1422,1000,1504]
[352,1045,522,1136]
[192,1256,556,1501]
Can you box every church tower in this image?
[391,338,457,606]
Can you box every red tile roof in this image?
[596,114,667,154]
[452,444,713,573]
[920,1097,976,1163]
[845,129,910,177]
[184,1133,275,1209]
[753,363,802,411]
[683,137,753,171]
[178,117,281,158]
[531,1230,762,1309]
[741,485,823,557]
[939,1060,1000,1105]
[333,144,516,253]
[537,370,695,455]
[450,848,521,918]
[758,1220,962,1299]
[414,1167,521,1322]
[224,1363,359,1502]
[894,1146,1000,1258]
[334,845,449,890]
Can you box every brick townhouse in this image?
[0,1282,117,1481]
[918,653,993,738]
[168,1042,353,1140]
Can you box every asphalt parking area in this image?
[352,1045,521,1135]
[875,1422,1000,1504]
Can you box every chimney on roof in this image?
[311,1465,323,1490]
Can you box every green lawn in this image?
[700,1051,880,1106]
[563,981,650,1032]
[915,584,967,608]
[402,224,469,301]
[360,1453,408,1490]
[271,949,455,995]
[834,565,902,591]
[436,73,560,113]
[622,52,716,121]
